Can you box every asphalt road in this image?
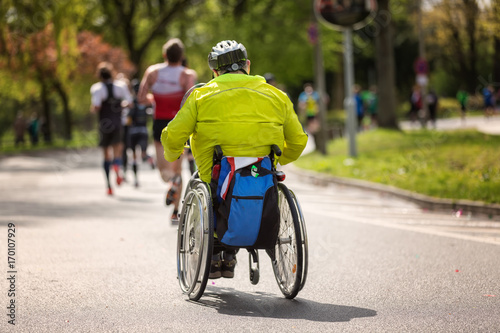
[1,147,499,332]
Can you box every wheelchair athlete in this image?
[161,40,308,279]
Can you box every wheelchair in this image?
[176,145,308,301]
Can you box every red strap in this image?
[222,157,235,200]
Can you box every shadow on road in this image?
[190,287,377,323]
[0,198,154,221]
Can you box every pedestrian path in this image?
[400,114,500,135]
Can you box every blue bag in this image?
[215,156,279,248]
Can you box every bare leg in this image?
[103,146,112,192]
[132,147,139,187]
[155,140,183,210]
[112,142,123,165]
[111,142,124,185]
[167,156,183,209]
[155,140,171,182]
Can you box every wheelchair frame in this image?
[176,146,308,301]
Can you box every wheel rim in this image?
[177,181,213,300]
[273,185,302,296]
[290,190,308,291]
[178,191,204,294]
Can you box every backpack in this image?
[213,156,280,249]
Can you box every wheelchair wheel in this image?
[271,183,303,299]
[289,189,308,291]
[177,180,214,301]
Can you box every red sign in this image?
[308,24,318,45]
[414,57,428,74]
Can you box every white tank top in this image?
[150,64,185,119]
[151,64,184,95]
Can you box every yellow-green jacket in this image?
[161,74,308,183]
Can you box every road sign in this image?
[308,23,319,45]
[414,57,428,74]
[314,0,378,30]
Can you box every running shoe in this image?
[107,187,113,196]
[113,165,123,186]
[171,209,179,225]
[166,175,182,206]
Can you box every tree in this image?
[423,0,482,94]
[375,0,398,128]
[1,1,135,142]
[492,0,500,84]
[92,0,202,72]
[1,1,84,140]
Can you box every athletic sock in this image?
[132,162,138,176]
[112,158,122,173]
[132,162,138,182]
[103,160,112,188]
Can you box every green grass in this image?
[0,129,99,155]
[295,129,500,204]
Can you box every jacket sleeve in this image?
[280,98,308,165]
[161,96,197,162]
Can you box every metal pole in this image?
[314,27,328,155]
[418,0,428,128]
[343,27,357,157]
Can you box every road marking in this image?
[307,207,500,246]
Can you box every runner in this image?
[90,62,133,195]
[124,79,155,187]
[298,83,320,134]
[115,73,132,182]
[137,38,197,222]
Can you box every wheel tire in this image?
[289,189,308,291]
[176,180,214,301]
[271,183,303,299]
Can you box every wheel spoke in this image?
[176,180,214,301]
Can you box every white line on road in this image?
[307,207,500,246]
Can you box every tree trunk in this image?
[375,0,398,129]
[493,0,500,84]
[53,80,72,141]
[464,0,479,93]
[494,37,500,85]
[40,80,53,144]
[35,70,53,144]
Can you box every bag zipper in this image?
[233,195,263,200]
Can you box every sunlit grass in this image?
[295,129,500,203]
[0,129,99,154]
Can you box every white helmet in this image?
[208,40,247,72]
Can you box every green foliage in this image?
[295,128,500,203]
[173,0,326,87]
[2,0,500,146]
[0,128,99,153]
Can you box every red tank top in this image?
[151,64,185,120]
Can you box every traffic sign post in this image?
[314,0,377,158]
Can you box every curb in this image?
[288,165,500,218]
